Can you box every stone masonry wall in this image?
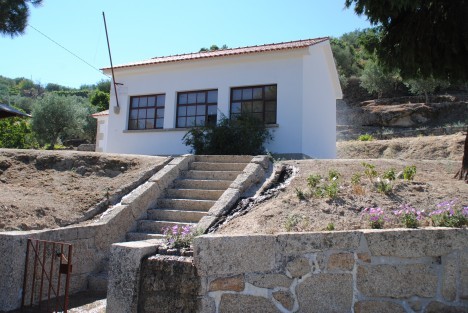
[189,228,468,313]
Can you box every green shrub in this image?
[358,133,374,141]
[0,117,37,149]
[295,188,306,200]
[307,174,322,188]
[328,169,341,181]
[383,168,396,181]
[326,223,335,231]
[402,165,417,180]
[351,173,362,185]
[362,162,378,183]
[182,113,273,155]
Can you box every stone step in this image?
[173,179,232,190]
[195,155,253,163]
[165,188,224,200]
[157,198,215,211]
[190,162,248,171]
[183,170,241,181]
[147,208,207,223]
[88,272,108,293]
[126,232,166,242]
[137,220,196,233]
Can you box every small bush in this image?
[362,162,378,183]
[163,224,198,249]
[284,214,308,232]
[351,173,361,185]
[375,178,393,194]
[295,188,306,200]
[361,207,386,229]
[393,204,424,228]
[328,169,341,181]
[383,168,396,181]
[326,223,335,231]
[429,199,467,228]
[402,165,417,180]
[182,113,273,155]
[358,133,374,141]
[307,174,322,188]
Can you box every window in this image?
[177,89,218,128]
[230,85,277,124]
[128,94,165,130]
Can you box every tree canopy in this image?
[0,0,43,37]
[345,0,468,81]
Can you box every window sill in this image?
[123,124,279,133]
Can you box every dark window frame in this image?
[230,84,277,124]
[176,89,218,128]
[128,94,165,130]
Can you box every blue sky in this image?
[0,0,371,88]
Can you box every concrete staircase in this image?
[126,155,253,242]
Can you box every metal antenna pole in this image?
[102,12,121,113]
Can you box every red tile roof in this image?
[91,110,109,117]
[102,37,329,71]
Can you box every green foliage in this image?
[295,188,306,200]
[402,165,417,180]
[182,113,273,155]
[284,214,305,232]
[328,169,341,181]
[90,90,110,111]
[345,0,468,81]
[351,173,362,185]
[404,76,450,103]
[360,59,401,98]
[31,94,91,147]
[358,133,373,141]
[307,174,322,188]
[401,213,419,228]
[51,90,91,98]
[326,223,335,231]
[375,178,392,194]
[0,0,43,37]
[382,168,396,181]
[362,162,378,182]
[0,117,37,148]
[199,44,228,52]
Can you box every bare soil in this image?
[0,149,167,232]
[217,133,467,235]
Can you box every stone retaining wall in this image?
[193,228,468,312]
[134,228,467,313]
[0,155,196,312]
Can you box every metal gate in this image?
[21,239,73,313]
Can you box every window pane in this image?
[138,120,145,129]
[232,89,242,101]
[253,101,263,112]
[131,97,139,108]
[146,119,155,129]
[179,94,187,105]
[178,106,187,116]
[253,88,263,99]
[129,119,137,129]
[252,113,263,121]
[196,105,206,115]
[207,105,217,115]
[177,117,186,128]
[196,115,205,126]
[157,108,164,118]
[139,97,148,107]
[188,93,197,104]
[130,109,138,119]
[242,88,253,100]
[196,92,206,103]
[265,101,277,112]
[138,109,146,119]
[156,118,164,128]
[207,114,217,126]
[187,116,196,127]
[241,101,252,113]
[207,90,217,103]
[231,102,241,113]
[265,85,277,100]
[147,108,155,118]
[265,111,276,124]
[157,95,165,107]
[187,106,196,116]
[148,96,156,107]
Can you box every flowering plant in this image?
[428,199,467,228]
[163,224,195,249]
[361,207,387,229]
[393,204,425,228]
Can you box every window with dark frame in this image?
[128,94,165,130]
[230,84,277,124]
[176,89,218,128]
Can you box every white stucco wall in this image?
[95,115,108,152]
[103,42,340,157]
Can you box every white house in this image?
[98,37,342,158]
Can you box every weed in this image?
[402,165,417,180]
[358,134,374,141]
[381,128,394,135]
[362,162,378,183]
[307,174,322,188]
[284,214,303,232]
[328,169,341,181]
[163,224,198,249]
[375,178,393,194]
[383,168,396,181]
[326,223,335,231]
[351,173,361,185]
[352,184,366,196]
